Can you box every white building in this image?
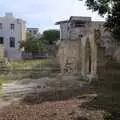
[0,13,26,60]
[27,28,41,36]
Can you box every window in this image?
[33,30,37,34]
[0,37,4,44]
[0,23,3,29]
[10,37,15,48]
[67,26,70,31]
[10,24,15,29]
[75,21,85,27]
[79,34,83,38]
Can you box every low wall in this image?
[22,52,50,60]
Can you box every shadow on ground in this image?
[22,84,93,104]
[81,61,120,120]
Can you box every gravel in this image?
[0,98,105,120]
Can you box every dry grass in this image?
[8,59,54,69]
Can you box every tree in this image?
[42,29,60,44]
[83,0,111,16]
[20,33,46,53]
[80,0,120,39]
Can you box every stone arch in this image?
[84,37,92,74]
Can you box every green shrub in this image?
[104,113,112,120]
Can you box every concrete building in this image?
[56,16,111,80]
[56,16,104,40]
[0,13,26,60]
[27,28,40,36]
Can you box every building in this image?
[0,13,26,60]
[0,44,4,59]
[56,16,112,80]
[56,16,104,40]
[27,28,40,36]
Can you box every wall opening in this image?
[85,39,92,74]
[70,20,85,28]
[0,37,4,44]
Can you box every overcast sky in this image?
[0,0,105,32]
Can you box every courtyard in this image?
[0,59,119,120]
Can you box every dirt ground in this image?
[0,58,120,120]
[0,82,105,120]
[0,99,81,120]
[1,64,119,120]
[0,97,105,120]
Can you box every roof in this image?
[27,28,39,30]
[55,16,92,25]
[55,20,68,25]
[69,16,91,22]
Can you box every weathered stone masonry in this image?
[56,16,108,78]
[56,29,106,78]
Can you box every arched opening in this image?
[85,38,92,74]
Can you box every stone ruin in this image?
[56,29,114,80]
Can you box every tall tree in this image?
[20,33,45,53]
[42,29,60,44]
[80,0,120,39]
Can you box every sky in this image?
[0,0,105,33]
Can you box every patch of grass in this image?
[0,78,13,89]
[103,113,112,120]
[0,58,59,80]
[8,59,54,69]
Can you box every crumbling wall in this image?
[57,29,110,79]
[56,40,81,73]
[80,30,98,77]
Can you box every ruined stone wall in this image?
[69,27,90,40]
[56,40,81,73]
[80,33,98,76]
[56,29,109,79]
[59,20,104,41]
[60,23,69,40]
